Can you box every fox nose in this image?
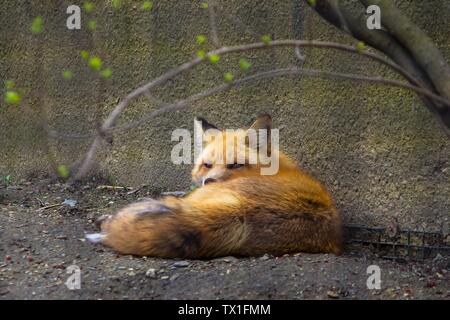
[202,178,216,185]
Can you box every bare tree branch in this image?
[306,0,435,90]
[71,39,447,181]
[72,137,102,181]
[89,39,419,136]
[52,65,450,144]
[304,0,450,135]
[73,65,449,180]
[107,67,450,135]
[360,0,450,101]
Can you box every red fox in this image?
[86,114,342,258]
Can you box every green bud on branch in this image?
[62,70,74,79]
[208,54,220,64]
[83,2,94,13]
[57,165,70,179]
[88,56,103,71]
[30,16,43,34]
[141,1,153,11]
[223,72,234,82]
[5,91,22,105]
[196,35,207,45]
[239,58,252,71]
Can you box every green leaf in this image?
[196,49,206,58]
[88,56,103,71]
[80,50,90,60]
[200,2,209,9]
[239,58,252,71]
[111,0,121,9]
[5,80,15,90]
[356,41,366,50]
[223,72,234,82]
[307,0,316,6]
[141,1,153,10]
[83,2,94,13]
[1,175,11,185]
[30,16,43,34]
[4,91,21,105]
[62,70,74,79]
[100,67,113,79]
[196,35,206,45]
[57,165,70,179]
[261,34,272,45]
[87,19,97,31]
[208,54,220,64]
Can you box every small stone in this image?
[223,256,238,263]
[170,274,179,281]
[160,275,169,280]
[327,290,339,299]
[145,268,157,278]
[173,260,190,268]
[62,199,78,208]
[260,254,270,261]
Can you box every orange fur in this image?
[97,115,342,258]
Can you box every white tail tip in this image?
[85,233,105,243]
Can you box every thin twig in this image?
[100,40,426,131]
[72,39,442,180]
[72,136,102,181]
[37,204,64,211]
[52,66,449,142]
[107,67,449,134]
[208,0,221,47]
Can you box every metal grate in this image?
[343,224,450,262]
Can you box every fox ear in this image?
[194,117,218,135]
[247,114,272,153]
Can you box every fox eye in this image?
[227,163,244,169]
[203,162,213,169]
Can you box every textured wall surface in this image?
[0,1,449,230]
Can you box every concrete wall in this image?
[1,0,449,230]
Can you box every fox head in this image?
[192,114,280,186]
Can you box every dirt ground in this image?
[0,179,448,300]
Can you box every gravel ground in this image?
[0,179,448,300]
